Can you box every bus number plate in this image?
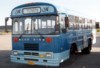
[23,7,40,14]
[28,61,35,65]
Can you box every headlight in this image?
[45,53,52,58]
[13,51,18,55]
[39,54,45,58]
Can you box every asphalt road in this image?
[0,35,100,68]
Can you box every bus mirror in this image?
[5,17,9,32]
[62,28,66,33]
[65,17,69,27]
[5,17,9,22]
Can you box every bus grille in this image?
[24,43,39,51]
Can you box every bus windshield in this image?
[13,16,59,35]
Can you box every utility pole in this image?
[5,17,9,32]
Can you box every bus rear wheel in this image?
[81,39,92,54]
[81,47,90,54]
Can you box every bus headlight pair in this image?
[39,53,53,58]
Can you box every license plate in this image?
[28,61,35,65]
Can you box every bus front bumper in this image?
[11,55,60,66]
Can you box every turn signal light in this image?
[45,37,52,43]
[14,37,19,42]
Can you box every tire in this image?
[81,47,90,54]
[70,44,78,59]
[81,39,92,54]
[70,45,76,55]
[69,45,74,58]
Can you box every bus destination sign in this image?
[11,5,56,16]
[23,7,40,14]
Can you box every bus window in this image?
[31,16,57,35]
[60,17,65,28]
[76,24,79,29]
[13,18,24,34]
[68,15,74,30]
[68,15,75,23]
[59,14,67,33]
[52,20,55,28]
[82,18,85,23]
[79,17,82,23]
[74,24,77,30]
[24,18,31,34]
[38,19,42,29]
[47,20,52,28]
[32,17,38,34]
[75,16,79,23]
[19,22,23,34]
[13,19,19,34]
[41,17,47,28]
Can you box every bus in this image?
[9,2,96,66]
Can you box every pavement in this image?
[96,32,100,36]
[0,35,12,50]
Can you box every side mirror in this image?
[62,28,67,33]
[5,17,9,22]
[65,17,69,27]
[5,17,9,32]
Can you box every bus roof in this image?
[11,2,58,18]
[10,2,95,20]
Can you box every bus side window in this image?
[65,17,69,28]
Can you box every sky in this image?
[0,0,100,26]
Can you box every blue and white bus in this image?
[9,2,96,66]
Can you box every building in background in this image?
[96,22,100,29]
[95,22,100,32]
[0,25,11,32]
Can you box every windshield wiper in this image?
[19,22,44,39]
[19,23,29,39]
[34,28,45,39]
[33,22,44,39]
